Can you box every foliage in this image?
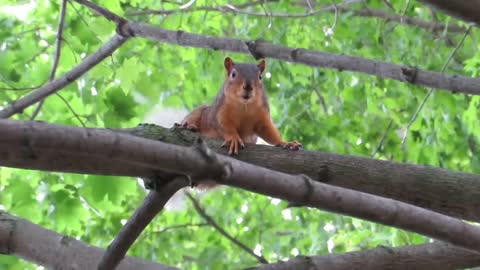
[0,0,477,269]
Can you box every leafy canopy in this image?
[0,0,476,269]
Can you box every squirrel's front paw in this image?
[221,134,245,155]
[276,141,302,151]
[174,122,199,132]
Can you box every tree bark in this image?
[248,242,480,270]
[0,211,178,270]
[2,120,480,254]
[2,120,480,223]
[417,0,480,25]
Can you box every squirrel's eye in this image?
[259,74,262,80]
[231,71,236,79]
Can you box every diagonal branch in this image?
[401,25,472,145]
[3,120,480,253]
[186,192,269,264]
[30,0,68,120]
[0,35,128,119]
[0,211,178,270]
[97,176,189,270]
[73,0,124,23]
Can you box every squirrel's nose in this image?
[243,82,253,91]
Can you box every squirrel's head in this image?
[223,57,266,104]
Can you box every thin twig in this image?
[25,45,50,64]
[127,0,360,18]
[371,119,393,157]
[0,75,42,91]
[97,177,189,270]
[186,192,269,264]
[352,8,464,32]
[73,0,124,23]
[258,0,273,31]
[0,35,128,119]
[382,0,395,11]
[154,223,208,234]
[401,26,472,145]
[305,0,313,12]
[0,86,38,91]
[311,71,328,114]
[67,0,104,43]
[30,0,68,120]
[15,26,44,36]
[292,1,463,32]
[402,0,411,17]
[313,88,328,114]
[54,93,86,128]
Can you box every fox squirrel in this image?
[177,57,302,155]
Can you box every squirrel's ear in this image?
[258,59,266,73]
[224,57,234,74]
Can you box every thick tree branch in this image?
[0,35,128,119]
[74,0,480,96]
[98,177,188,270]
[417,0,480,26]
[247,241,480,270]
[126,23,480,94]
[2,120,480,253]
[186,192,268,264]
[0,211,178,270]
[1,121,480,223]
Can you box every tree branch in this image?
[292,1,465,32]
[98,177,189,270]
[0,211,178,270]
[0,35,128,119]
[247,241,480,270]
[127,0,360,19]
[401,25,472,145]
[1,121,480,223]
[153,223,209,234]
[417,0,480,26]
[30,0,68,121]
[186,192,268,264]
[351,7,464,32]
[74,0,480,96]
[2,120,480,253]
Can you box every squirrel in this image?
[176,57,302,155]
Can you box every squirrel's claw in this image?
[221,135,245,155]
[276,141,302,151]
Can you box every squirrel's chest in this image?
[218,101,262,133]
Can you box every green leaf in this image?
[117,57,146,94]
